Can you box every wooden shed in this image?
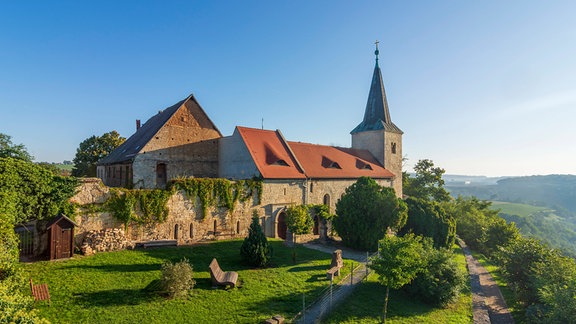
[46,214,78,260]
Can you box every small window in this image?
[310,182,314,193]
[236,220,241,234]
[213,220,217,234]
[328,162,341,169]
[174,224,179,240]
[271,159,289,166]
[283,188,287,195]
[189,223,194,239]
[391,143,397,154]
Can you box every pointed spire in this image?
[351,42,403,134]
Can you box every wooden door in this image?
[277,212,287,240]
[60,228,71,258]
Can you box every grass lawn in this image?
[323,245,472,324]
[24,239,351,324]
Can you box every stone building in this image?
[94,46,403,241]
[97,94,222,188]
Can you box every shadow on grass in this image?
[73,288,154,307]
[324,281,436,323]
[288,264,327,272]
[62,263,160,272]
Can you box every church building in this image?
[96,46,403,239]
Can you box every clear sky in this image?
[1,1,575,177]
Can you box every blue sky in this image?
[1,1,575,176]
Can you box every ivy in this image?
[308,204,335,221]
[170,177,263,218]
[106,188,170,225]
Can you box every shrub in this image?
[240,212,271,267]
[403,246,467,307]
[335,177,407,251]
[160,258,196,299]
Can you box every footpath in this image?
[459,239,515,324]
[294,243,370,323]
[297,240,515,324]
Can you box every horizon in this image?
[1,1,575,177]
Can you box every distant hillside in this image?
[446,174,576,256]
[446,174,576,216]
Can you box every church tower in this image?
[351,43,403,197]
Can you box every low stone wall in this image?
[81,228,134,256]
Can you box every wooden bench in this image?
[209,258,238,288]
[326,249,343,280]
[139,240,178,248]
[30,278,50,305]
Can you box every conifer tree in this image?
[240,211,271,267]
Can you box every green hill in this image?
[447,175,576,256]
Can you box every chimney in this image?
[136,119,141,131]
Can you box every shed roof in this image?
[46,214,78,229]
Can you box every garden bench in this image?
[29,278,50,305]
[209,258,238,288]
[326,249,343,280]
[140,240,178,248]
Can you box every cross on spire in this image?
[374,40,380,66]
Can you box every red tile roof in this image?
[288,142,395,179]
[235,126,394,180]
[236,127,306,179]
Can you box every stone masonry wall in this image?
[70,176,394,254]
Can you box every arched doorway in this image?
[313,216,319,235]
[277,212,287,240]
[156,163,167,188]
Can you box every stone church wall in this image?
[69,176,392,254]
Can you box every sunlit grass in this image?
[323,245,472,323]
[24,239,351,324]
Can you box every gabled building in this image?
[97,95,222,188]
[96,46,404,240]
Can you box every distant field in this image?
[489,201,550,218]
[54,163,74,171]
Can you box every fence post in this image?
[366,251,369,280]
[302,293,305,323]
[330,275,333,311]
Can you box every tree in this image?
[285,205,313,238]
[0,133,33,162]
[400,197,456,249]
[403,159,451,202]
[370,233,427,323]
[72,131,125,177]
[334,177,407,251]
[240,211,271,267]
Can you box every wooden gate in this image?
[277,212,287,240]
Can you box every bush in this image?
[240,212,271,267]
[0,275,48,324]
[335,177,407,251]
[160,258,196,299]
[403,247,467,307]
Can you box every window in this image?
[391,143,397,154]
[310,182,314,193]
[189,223,194,239]
[174,224,179,240]
[236,220,241,234]
[213,220,218,234]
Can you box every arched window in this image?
[323,194,331,210]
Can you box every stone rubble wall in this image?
[81,228,134,256]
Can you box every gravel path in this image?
[459,239,514,324]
